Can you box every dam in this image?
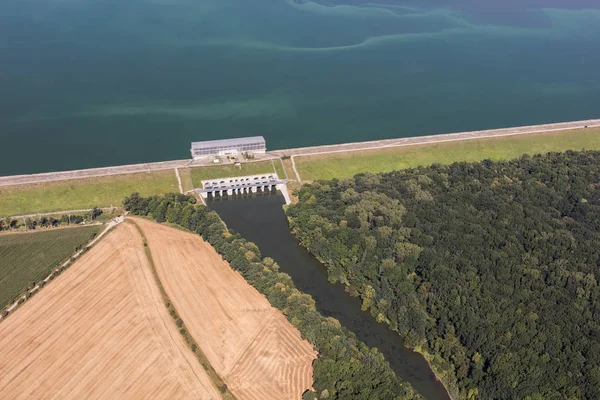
[1,118,597,187]
[197,174,291,204]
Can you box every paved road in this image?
[270,119,600,157]
[0,160,190,187]
[1,119,598,187]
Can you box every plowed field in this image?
[133,218,317,400]
[0,223,221,400]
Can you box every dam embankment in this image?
[271,118,600,157]
[1,118,598,187]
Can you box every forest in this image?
[123,192,420,400]
[286,150,600,399]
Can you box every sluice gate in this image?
[197,174,291,204]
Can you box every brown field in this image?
[0,223,221,400]
[133,217,317,400]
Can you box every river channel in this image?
[208,192,450,400]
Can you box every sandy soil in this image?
[133,218,317,400]
[0,223,221,400]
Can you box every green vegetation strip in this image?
[295,127,600,181]
[191,160,283,188]
[124,193,421,399]
[0,170,179,218]
[129,220,236,400]
[178,168,195,192]
[0,225,101,307]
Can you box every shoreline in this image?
[412,345,458,400]
[288,220,453,399]
[1,118,598,187]
[274,118,600,157]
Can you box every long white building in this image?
[190,136,266,159]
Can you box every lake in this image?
[1,0,600,174]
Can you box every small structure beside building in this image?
[191,136,266,160]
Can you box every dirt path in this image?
[133,217,317,400]
[0,216,125,320]
[0,223,221,399]
[7,207,118,221]
[290,156,302,183]
[175,168,184,194]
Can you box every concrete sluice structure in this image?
[197,174,291,204]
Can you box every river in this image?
[2,0,600,175]
[208,192,450,400]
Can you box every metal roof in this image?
[191,136,265,149]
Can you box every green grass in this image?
[273,159,286,180]
[0,225,102,307]
[296,128,600,181]
[190,160,283,188]
[0,170,179,217]
[178,168,195,192]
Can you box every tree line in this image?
[0,208,103,232]
[123,192,421,400]
[286,150,600,399]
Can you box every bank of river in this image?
[208,192,451,400]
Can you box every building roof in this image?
[191,136,266,150]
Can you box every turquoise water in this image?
[1,0,599,174]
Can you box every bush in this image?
[302,390,317,400]
[70,215,84,224]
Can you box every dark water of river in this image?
[2,0,600,175]
[209,192,450,400]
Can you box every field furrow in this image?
[0,225,102,307]
[133,217,317,400]
[0,223,221,400]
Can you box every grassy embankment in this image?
[178,168,195,192]
[295,127,600,181]
[0,160,284,217]
[1,128,597,216]
[190,160,285,188]
[0,225,102,307]
[0,170,178,218]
